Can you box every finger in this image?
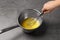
[43,10,50,14]
[44,9,52,14]
[42,8,48,14]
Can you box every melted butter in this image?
[21,18,41,30]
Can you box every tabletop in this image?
[0,0,60,40]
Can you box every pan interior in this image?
[18,9,43,30]
[21,17,42,30]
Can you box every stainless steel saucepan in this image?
[0,9,46,35]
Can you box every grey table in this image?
[0,0,60,40]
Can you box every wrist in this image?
[54,0,60,6]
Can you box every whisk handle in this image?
[39,12,44,17]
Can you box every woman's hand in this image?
[42,1,60,13]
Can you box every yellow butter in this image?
[21,18,41,30]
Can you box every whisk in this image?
[22,9,44,27]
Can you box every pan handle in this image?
[0,25,19,34]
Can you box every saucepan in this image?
[0,9,47,35]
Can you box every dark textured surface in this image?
[0,0,60,40]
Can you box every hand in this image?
[42,1,60,13]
